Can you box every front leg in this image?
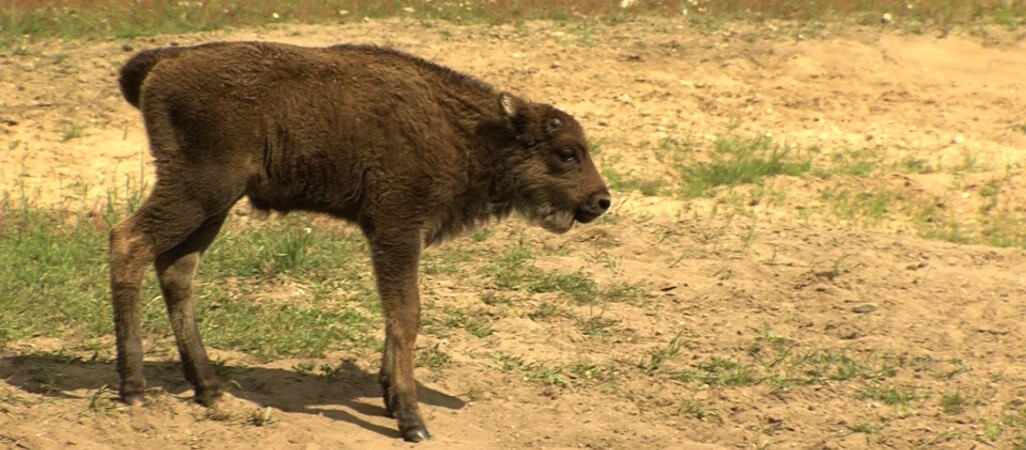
[367,234,430,442]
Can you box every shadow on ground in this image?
[0,350,465,439]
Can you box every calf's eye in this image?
[557,148,578,163]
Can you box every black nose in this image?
[575,189,611,223]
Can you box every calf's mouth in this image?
[573,188,612,224]
[521,189,611,234]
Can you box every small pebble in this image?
[852,303,877,314]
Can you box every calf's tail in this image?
[118,47,190,108]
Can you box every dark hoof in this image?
[194,389,223,407]
[402,427,431,443]
[121,393,145,407]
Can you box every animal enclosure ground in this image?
[2,15,1026,449]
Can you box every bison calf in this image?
[110,41,609,441]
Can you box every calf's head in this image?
[498,93,611,233]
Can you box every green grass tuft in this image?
[670,133,811,198]
[940,390,968,414]
[5,0,1023,50]
[0,196,380,360]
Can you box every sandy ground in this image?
[2,16,1026,449]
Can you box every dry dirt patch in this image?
[2,17,1026,449]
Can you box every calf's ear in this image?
[499,92,531,134]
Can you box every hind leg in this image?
[110,181,239,405]
[155,213,228,405]
[110,212,155,406]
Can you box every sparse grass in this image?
[433,306,494,338]
[814,175,1026,249]
[860,383,923,417]
[664,122,1024,250]
[0,190,379,360]
[202,215,369,279]
[58,119,87,142]
[814,148,883,178]
[0,388,28,408]
[565,360,618,384]
[675,357,761,386]
[86,384,120,415]
[486,351,532,372]
[0,200,116,342]
[245,406,275,427]
[578,308,620,337]
[983,416,1006,442]
[667,329,898,391]
[470,227,493,243]
[486,352,619,389]
[676,397,721,421]
[422,245,476,275]
[567,18,598,45]
[638,329,686,374]
[940,390,968,414]
[527,300,563,320]
[480,245,631,304]
[527,364,570,387]
[980,178,1002,208]
[953,147,988,173]
[4,0,1023,49]
[820,187,897,226]
[291,361,316,374]
[849,420,884,434]
[415,343,452,371]
[981,206,1026,248]
[914,200,972,244]
[483,245,535,290]
[933,359,972,380]
[527,269,597,303]
[898,155,937,174]
[318,362,345,380]
[27,363,63,395]
[0,0,671,49]
[668,132,812,198]
[195,290,373,361]
[415,344,451,382]
[861,384,921,407]
[998,405,1026,448]
[479,292,515,306]
[602,165,665,196]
